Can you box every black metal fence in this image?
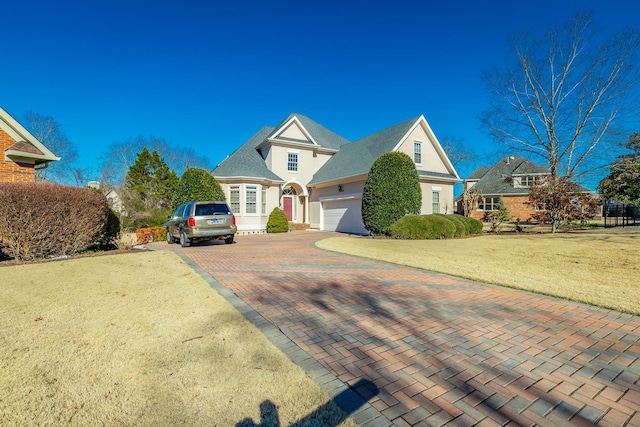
[603,203,640,227]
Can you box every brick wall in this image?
[468,195,537,222]
[0,128,36,182]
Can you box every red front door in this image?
[283,197,293,221]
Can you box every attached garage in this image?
[321,197,369,235]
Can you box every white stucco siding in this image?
[397,126,450,175]
[279,122,311,141]
[420,182,455,215]
[269,145,317,185]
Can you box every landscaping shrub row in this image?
[136,226,167,244]
[0,182,110,260]
[388,214,483,240]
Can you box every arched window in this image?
[283,186,297,196]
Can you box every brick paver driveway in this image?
[154,231,640,426]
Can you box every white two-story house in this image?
[212,113,460,235]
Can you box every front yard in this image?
[317,226,640,316]
[0,251,354,426]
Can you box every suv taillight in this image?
[188,217,195,227]
[232,215,236,225]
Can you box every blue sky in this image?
[2,0,640,183]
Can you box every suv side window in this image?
[173,204,186,217]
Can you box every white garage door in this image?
[322,198,369,235]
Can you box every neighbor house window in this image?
[246,186,257,214]
[261,187,267,214]
[229,186,240,214]
[522,175,543,186]
[288,153,298,171]
[432,191,440,214]
[414,142,422,164]
[479,196,501,211]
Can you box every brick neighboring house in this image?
[461,155,554,221]
[1,106,59,182]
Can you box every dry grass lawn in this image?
[317,227,640,316]
[0,251,355,426]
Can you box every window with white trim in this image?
[288,153,298,171]
[229,186,240,214]
[478,196,501,211]
[261,187,267,214]
[432,191,440,214]
[246,186,257,214]
[414,142,422,164]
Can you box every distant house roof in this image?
[309,116,421,185]
[467,155,551,196]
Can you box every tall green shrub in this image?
[266,207,289,233]
[362,152,422,235]
[172,167,225,210]
[0,183,109,260]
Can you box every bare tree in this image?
[439,135,475,169]
[22,111,84,185]
[480,11,640,179]
[99,136,210,186]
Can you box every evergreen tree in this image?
[172,167,225,210]
[125,147,178,210]
[362,152,422,235]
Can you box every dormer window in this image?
[288,153,298,172]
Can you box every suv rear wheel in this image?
[224,236,234,244]
[180,231,191,247]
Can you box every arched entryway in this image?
[281,181,309,225]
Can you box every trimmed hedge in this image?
[0,182,109,260]
[172,167,225,210]
[267,207,289,233]
[388,214,483,240]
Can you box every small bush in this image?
[458,216,484,234]
[388,215,432,239]
[428,215,457,239]
[136,226,167,244]
[0,182,109,260]
[267,208,289,233]
[388,214,483,240]
[434,213,467,237]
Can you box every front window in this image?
[229,186,240,214]
[261,187,267,214]
[246,186,257,214]
[479,196,501,211]
[414,142,422,164]
[432,191,440,214]
[288,153,298,172]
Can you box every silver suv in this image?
[166,201,237,247]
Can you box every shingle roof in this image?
[269,113,350,150]
[6,140,44,155]
[309,116,420,184]
[212,126,283,181]
[212,113,351,181]
[467,155,550,195]
[466,166,491,180]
